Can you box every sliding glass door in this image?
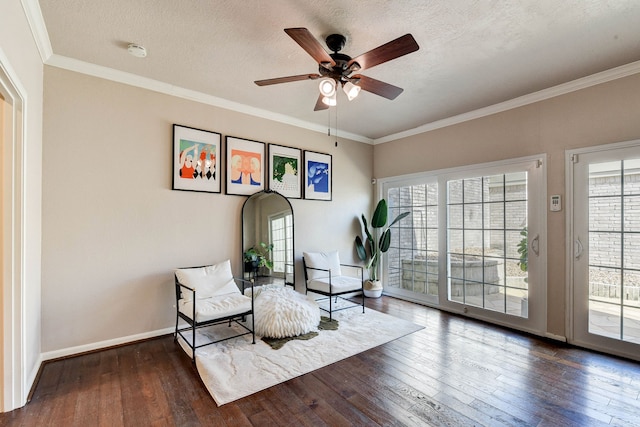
[382,156,546,334]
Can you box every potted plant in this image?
[355,199,410,297]
[243,242,274,276]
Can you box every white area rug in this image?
[178,306,423,406]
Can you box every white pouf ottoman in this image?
[252,286,320,339]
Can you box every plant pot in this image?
[363,280,383,298]
[363,288,383,298]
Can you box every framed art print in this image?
[226,136,266,196]
[172,124,221,193]
[268,144,302,199]
[303,150,332,201]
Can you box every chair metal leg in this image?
[174,312,179,341]
[329,293,333,320]
[191,321,196,363]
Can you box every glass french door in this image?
[570,142,640,360]
[383,155,546,334]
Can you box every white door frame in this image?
[566,139,640,361]
[0,52,27,412]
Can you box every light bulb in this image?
[318,79,336,97]
[343,82,361,101]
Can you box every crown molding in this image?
[44,54,372,144]
[21,0,53,62]
[374,60,640,145]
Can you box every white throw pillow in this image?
[303,251,342,281]
[175,259,239,300]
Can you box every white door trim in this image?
[0,50,27,412]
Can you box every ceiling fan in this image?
[254,28,419,111]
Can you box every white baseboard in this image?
[544,332,567,342]
[40,327,175,362]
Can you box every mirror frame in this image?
[241,189,294,287]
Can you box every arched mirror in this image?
[242,190,294,287]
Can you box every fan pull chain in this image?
[335,101,338,147]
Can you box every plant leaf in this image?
[379,229,391,252]
[355,236,367,261]
[371,199,388,228]
[388,211,410,227]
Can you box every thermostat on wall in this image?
[550,195,562,212]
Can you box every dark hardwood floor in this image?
[2,296,640,426]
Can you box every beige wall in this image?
[41,66,373,354]
[374,72,640,336]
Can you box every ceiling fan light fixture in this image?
[319,78,336,97]
[343,81,361,101]
[322,93,337,106]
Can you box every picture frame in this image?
[225,136,266,196]
[303,150,332,201]
[268,144,302,199]
[172,124,221,193]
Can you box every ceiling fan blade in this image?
[352,74,404,100]
[348,34,419,71]
[285,28,336,67]
[254,73,320,86]
[314,94,329,111]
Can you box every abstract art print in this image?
[268,144,301,199]
[303,151,332,201]
[172,124,221,193]
[226,136,265,196]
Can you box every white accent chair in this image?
[174,259,255,362]
[302,251,364,320]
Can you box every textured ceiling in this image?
[36,0,640,142]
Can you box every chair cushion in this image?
[307,275,362,294]
[303,251,342,281]
[175,260,239,301]
[178,293,252,323]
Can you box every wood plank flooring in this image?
[2,296,640,426]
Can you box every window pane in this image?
[589,161,621,196]
[589,232,621,268]
[485,202,504,229]
[448,205,463,228]
[464,178,483,203]
[386,184,439,299]
[447,170,528,317]
[427,206,438,228]
[624,235,640,270]
[624,196,640,231]
[623,158,640,195]
[589,266,621,303]
[505,201,527,229]
[486,230,505,257]
[448,229,463,254]
[505,172,527,200]
[464,204,483,229]
[448,180,463,204]
[589,300,621,339]
[427,183,439,205]
[590,197,621,232]
[623,270,640,309]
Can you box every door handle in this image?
[530,234,540,256]
[574,238,583,259]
